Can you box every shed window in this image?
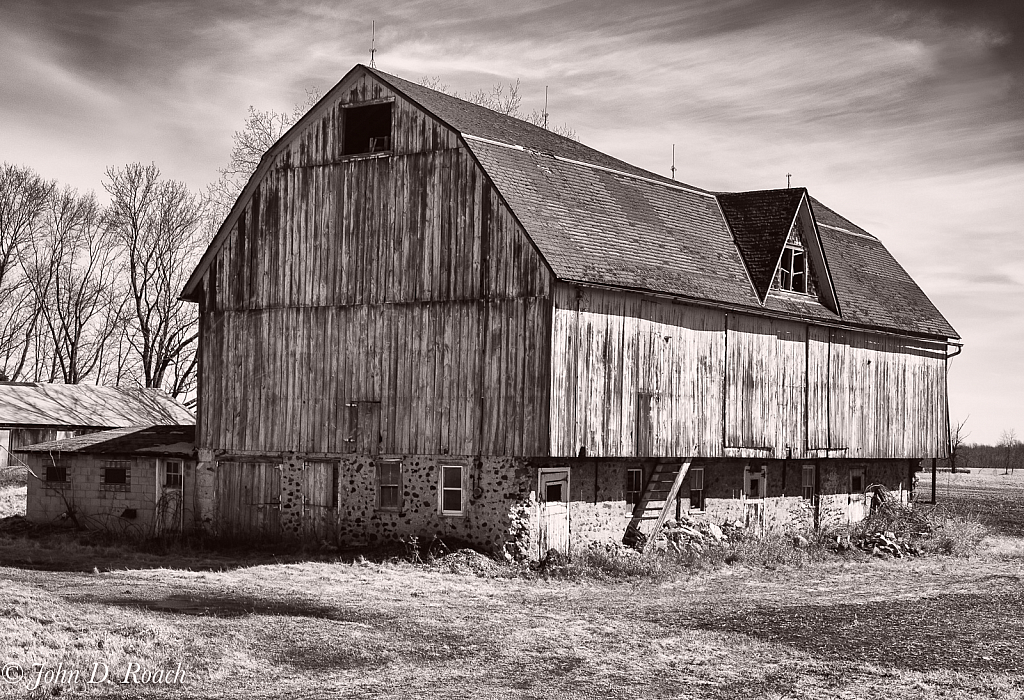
[802,465,816,500]
[440,464,464,516]
[689,467,705,511]
[103,461,131,490]
[778,246,807,293]
[377,459,402,511]
[343,103,393,156]
[625,468,644,505]
[164,460,183,488]
[45,465,68,483]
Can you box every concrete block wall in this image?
[25,454,198,536]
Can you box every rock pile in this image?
[853,530,921,558]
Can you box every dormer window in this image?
[342,102,393,156]
[778,245,807,293]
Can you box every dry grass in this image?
[0,543,1021,699]
[0,485,26,520]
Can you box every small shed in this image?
[17,425,197,536]
[0,382,195,470]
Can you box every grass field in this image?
[0,471,1020,699]
[917,468,1024,537]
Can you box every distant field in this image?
[916,468,1024,537]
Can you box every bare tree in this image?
[420,76,578,140]
[948,417,970,473]
[24,187,124,384]
[207,88,323,230]
[0,164,54,380]
[104,164,206,399]
[999,428,1019,475]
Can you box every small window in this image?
[626,468,644,505]
[103,461,131,489]
[440,464,464,516]
[802,465,816,500]
[850,468,865,494]
[164,460,183,488]
[778,246,807,294]
[377,459,402,511]
[545,482,564,502]
[744,465,765,499]
[45,465,68,483]
[343,103,393,156]
[689,467,705,511]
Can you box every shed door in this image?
[847,467,868,524]
[538,469,570,556]
[156,459,184,534]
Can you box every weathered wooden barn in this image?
[180,64,959,556]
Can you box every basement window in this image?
[802,465,816,500]
[744,465,766,499]
[440,464,465,516]
[625,468,644,505]
[343,102,393,156]
[689,467,705,511]
[850,468,865,494]
[778,246,807,293]
[377,459,402,512]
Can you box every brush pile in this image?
[851,485,933,557]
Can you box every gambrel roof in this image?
[184,64,958,341]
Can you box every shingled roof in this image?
[365,67,956,340]
[186,64,958,341]
[0,383,194,430]
[16,424,195,456]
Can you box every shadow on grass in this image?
[0,515,412,573]
[687,589,1024,674]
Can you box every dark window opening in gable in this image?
[778,246,807,294]
[343,103,392,156]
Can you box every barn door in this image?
[155,459,184,535]
[538,469,570,556]
[216,462,282,540]
[301,461,338,542]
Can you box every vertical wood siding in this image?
[198,73,552,457]
[548,285,726,458]
[550,282,948,459]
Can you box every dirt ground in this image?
[0,470,1021,699]
[917,468,1024,536]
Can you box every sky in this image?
[1,0,1021,444]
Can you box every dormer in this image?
[717,187,840,315]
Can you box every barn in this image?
[179,64,958,557]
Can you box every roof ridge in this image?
[817,222,878,241]
[462,134,715,199]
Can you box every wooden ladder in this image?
[624,456,695,554]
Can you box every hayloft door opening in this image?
[538,469,570,556]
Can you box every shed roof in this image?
[0,383,194,429]
[15,424,195,457]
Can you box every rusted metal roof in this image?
[0,383,195,429]
[15,424,194,456]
